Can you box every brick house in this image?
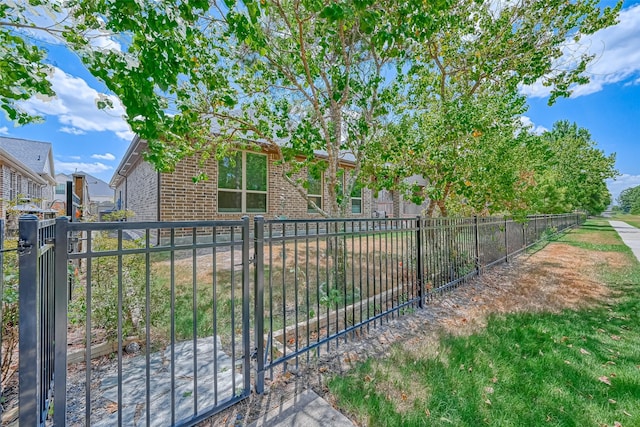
[109,136,374,222]
[0,136,56,221]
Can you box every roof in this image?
[0,136,52,174]
[0,136,55,185]
[110,134,357,188]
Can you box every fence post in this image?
[254,216,265,394]
[54,217,69,426]
[415,216,424,309]
[474,215,480,275]
[241,217,251,396]
[18,215,40,426]
[504,217,509,263]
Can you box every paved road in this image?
[609,220,640,262]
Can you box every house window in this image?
[9,172,16,200]
[218,151,267,213]
[307,171,323,213]
[337,169,364,215]
[55,183,66,194]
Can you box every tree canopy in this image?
[1,0,622,217]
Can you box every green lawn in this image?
[328,219,640,427]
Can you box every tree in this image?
[167,0,454,217]
[0,0,214,157]
[362,0,620,216]
[364,85,532,217]
[618,186,640,214]
[2,0,452,218]
[534,121,617,215]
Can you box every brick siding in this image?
[149,150,372,222]
[115,156,158,222]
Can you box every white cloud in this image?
[91,153,116,161]
[0,126,8,135]
[55,161,113,175]
[59,126,86,135]
[522,5,640,98]
[607,174,640,202]
[69,156,81,160]
[519,116,548,135]
[21,67,133,140]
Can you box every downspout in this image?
[157,171,161,246]
[157,171,161,222]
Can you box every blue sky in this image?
[1,1,639,201]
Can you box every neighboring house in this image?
[109,136,373,222]
[55,172,115,217]
[0,136,56,220]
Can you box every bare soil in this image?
[197,240,624,426]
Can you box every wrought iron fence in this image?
[8,212,584,425]
[254,217,421,391]
[253,213,584,389]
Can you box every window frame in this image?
[350,183,363,215]
[217,151,268,214]
[337,168,364,216]
[307,170,323,214]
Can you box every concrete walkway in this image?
[249,390,353,427]
[609,220,640,262]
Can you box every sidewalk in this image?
[609,220,640,261]
[248,389,354,427]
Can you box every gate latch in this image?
[17,239,33,256]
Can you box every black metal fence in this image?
[3,212,584,425]
[253,213,582,389]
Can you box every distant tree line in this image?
[618,186,640,214]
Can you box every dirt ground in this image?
[198,240,623,426]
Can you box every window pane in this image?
[307,173,322,195]
[56,184,65,194]
[308,196,322,213]
[351,198,362,214]
[246,153,267,191]
[350,183,362,198]
[218,191,242,212]
[246,193,267,213]
[218,153,242,189]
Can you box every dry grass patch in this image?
[436,242,619,336]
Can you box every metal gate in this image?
[18,216,252,426]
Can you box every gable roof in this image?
[0,136,56,183]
